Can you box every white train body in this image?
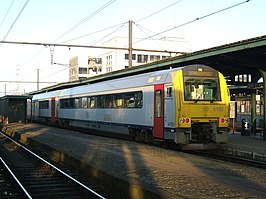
[58,76,154,133]
[28,90,61,123]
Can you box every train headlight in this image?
[220,117,229,123]
[180,117,190,124]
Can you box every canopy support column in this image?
[259,69,266,140]
[250,91,256,134]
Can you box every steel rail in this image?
[0,132,106,199]
[0,157,32,199]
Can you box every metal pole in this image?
[259,69,266,141]
[128,20,133,68]
[251,91,256,134]
[37,69,40,90]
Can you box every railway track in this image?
[0,157,28,198]
[0,132,106,199]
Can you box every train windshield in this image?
[184,78,221,102]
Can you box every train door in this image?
[51,97,56,124]
[154,84,164,139]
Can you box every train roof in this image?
[32,90,62,100]
[29,65,186,96]
[31,64,217,97]
[58,64,220,97]
[59,67,182,97]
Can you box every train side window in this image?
[39,100,49,109]
[60,99,68,109]
[61,99,64,109]
[166,87,172,98]
[124,93,136,108]
[123,92,143,108]
[81,97,88,108]
[74,98,79,109]
[96,96,102,108]
[103,95,113,108]
[135,92,143,108]
[64,99,68,108]
[89,97,95,108]
[113,94,123,108]
[59,100,62,109]
[69,98,74,109]
[155,90,162,117]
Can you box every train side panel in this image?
[27,91,60,124]
[57,86,154,135]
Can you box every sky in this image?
[0,0,265,95]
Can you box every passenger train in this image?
[27,64,230,150]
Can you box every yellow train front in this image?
[173,65,229,150]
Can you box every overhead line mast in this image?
[129,20,133,68]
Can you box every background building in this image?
[101,36,188,73]
[69,56,102,81]
[69,36,189,81]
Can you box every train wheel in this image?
[129,128,136,141]
[144,130,153,143]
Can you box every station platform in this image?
[218,130,266,162]
[1,122,266,199]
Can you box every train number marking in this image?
[213,107,224,112]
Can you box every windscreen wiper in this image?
[194,97,200,103]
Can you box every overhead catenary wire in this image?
[0,40,186,54]
[134,0,251,45]
[15,0,117,92]
[61,1,184,46]
[136,0,184,23]
[19,0,117,70]
[2,0,251,95]
[61,22,127,43]
[91,0,185,49]
[91,22,128,46]
[134,23,192,52]
[54,0,117,42]
[41,67,69,81]
[0,0,15,34]
[0,0,30,42]
[133,22,165,50]
[132,0,184,49]
[58,0,184,48]
[17,0,178,72]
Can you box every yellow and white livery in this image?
[27,64,230,150]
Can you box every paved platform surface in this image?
[1,123,266,199]
[218,130,266,162]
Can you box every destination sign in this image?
[186,70,215,77]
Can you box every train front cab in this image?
[173,65,229,149]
